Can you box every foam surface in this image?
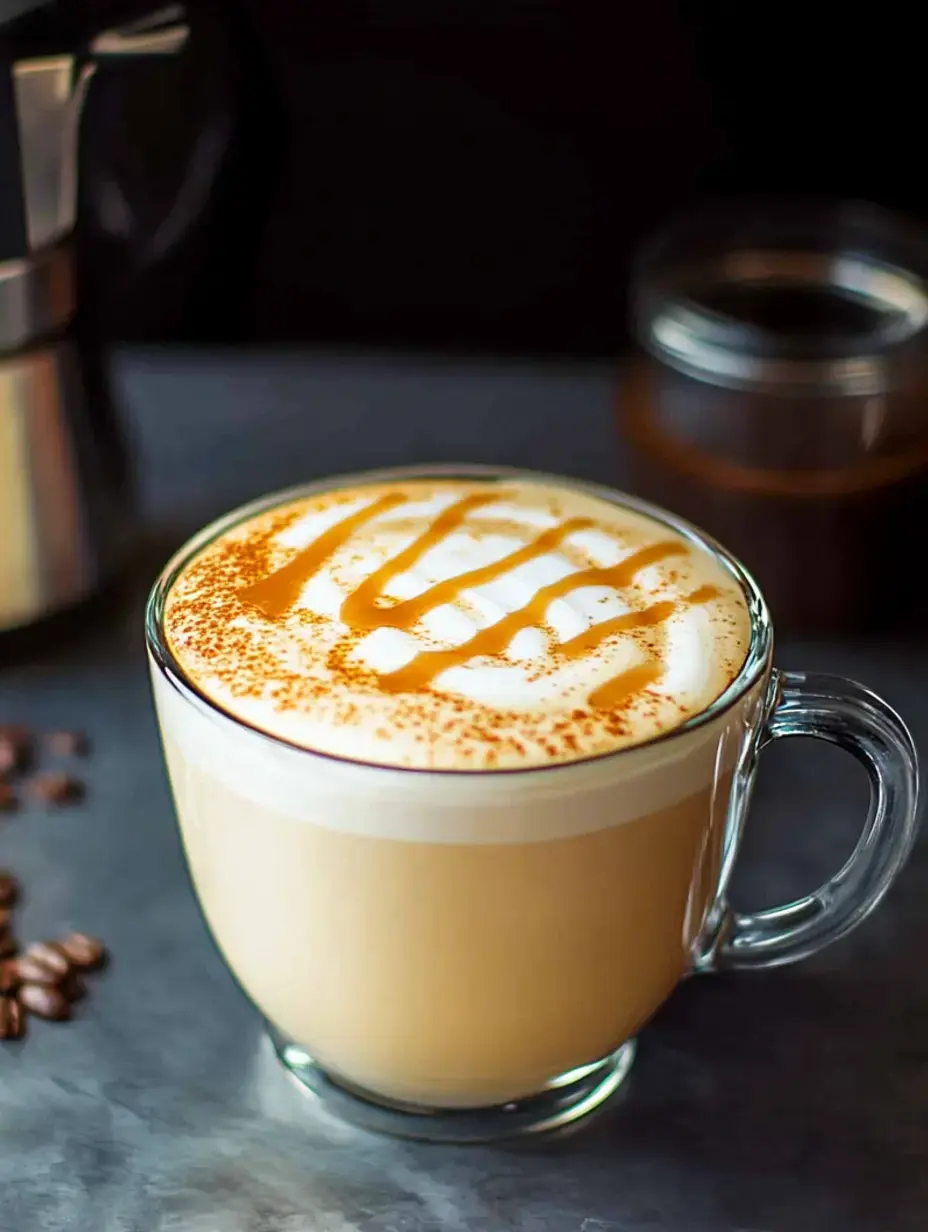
[163,477,751,769]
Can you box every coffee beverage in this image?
[152,474,758,1108]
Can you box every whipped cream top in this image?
[163,477,751,769]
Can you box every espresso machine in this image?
[0,1,231,634]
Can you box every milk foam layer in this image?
[163,476,751,769]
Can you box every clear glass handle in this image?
[708,669,920,971]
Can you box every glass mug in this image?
[145,466,920,1143]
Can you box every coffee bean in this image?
[0,781,17,813]
[30,941,71,977]
[0,871,19,906]
[0,995,24,1038]
[16,942,70,985]
[0,725,32,775]
[55,932,106,970]
[29,772,84,806]
[62,972,85,1002]
[0,934,17,961]
[44,730,88,759]
[14,956,55,984]
[0,960,19,994]
[0,723,31,747]
[19,982,69,1021]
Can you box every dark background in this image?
[10,0,927,356]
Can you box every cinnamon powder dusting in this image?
[163,480,751,769]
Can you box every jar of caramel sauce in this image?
[618,201,928,634]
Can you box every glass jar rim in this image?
[632,199,928,395]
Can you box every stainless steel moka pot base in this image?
[0,7,188,633]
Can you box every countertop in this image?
[1,349,926,1232]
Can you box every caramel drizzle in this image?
[239,492,407,619]
[588,661,663,710]
[340,492,499,630]
[236,490,722,712]
[579,586,721,708]
[342,497,597,631]
[557,601,677,659]
[376,541,686,695]
[685,583,721,605]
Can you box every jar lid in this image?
[634,201,928,395]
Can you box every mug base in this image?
[269,1029,636,1143]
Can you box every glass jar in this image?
[617,200,928,633]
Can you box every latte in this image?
[152,471,759,1110]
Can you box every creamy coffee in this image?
[153,474,757,1107]
[164,477,749,769]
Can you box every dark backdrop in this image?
[63,0,928,356]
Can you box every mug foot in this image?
[268,1029,636,1143]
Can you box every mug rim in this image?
[144,463,774,777]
